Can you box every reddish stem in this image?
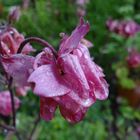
[0,124,15,131]
[8,77,16,128]
[17,37,58,57]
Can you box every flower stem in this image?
[17,37,58,57]
[0,124,15,131]
[28,115,40,140]
[8,77,16,128]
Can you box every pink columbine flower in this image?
[127,48,140,68]
[0,91,20,116]
[28,18,109,123]
[0,27,35,55]
[0,27,35,93]
[106,19,119,32]
[106,19,140,37]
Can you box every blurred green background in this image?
[0,0,140,140]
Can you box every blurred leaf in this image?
[116,67,129,78]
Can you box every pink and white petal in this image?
[34,48,55,69]
[74,45,109,100]
[1,33,17,54]
[22,44,35,54]
[2,54,34,87]
[40,97,58,121]
[81,60,109,100]
[74,43,91,58]
[80,38,93,48]
[59,54,90,98]
[59,105,87,123]
[0,41,10,55]
[54,90,95,114]
[28,64,70,97]
[59,18,90,55]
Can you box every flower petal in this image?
[40,97,57,121]
[74,44,109,100]
[59,18,90,54]
[2,54,34,87]
[59,105,87,123]
[59,54,90,98]
[54,91,95,113]
[28,64,70,97]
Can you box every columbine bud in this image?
[8,6,20,23]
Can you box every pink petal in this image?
[28,64,70,97]
[33,48,54,69]
[40,97,57,121]
[74,44,109,100]
[59,105,87,123]
[59,18,90,54]
[54,91,95,113]
[0,91,20,116]
[59,54,90,98]
[80,38,93,48]
[2,27,35,54]
[57,54,96,110]
[1,33,17,54]
[2,54,34,87]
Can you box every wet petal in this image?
[59,18,90,54]
[59,54,90,98]
[80,38,93,48]
[54,91,95,113]
[74,44,109,100]
[59,105,87,123]
[1,33,16,54]
[40,97,57,121]
[28,64,70,97]
[2,54,34,87]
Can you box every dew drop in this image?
[49,107,54,113]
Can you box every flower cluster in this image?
[0,18,109,123]
[106,19,140,37]
[0,26,34,116]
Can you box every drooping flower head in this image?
[0,25,35,94]
[28,18,109,123]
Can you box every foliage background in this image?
[0,0,140,140]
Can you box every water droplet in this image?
[50,107,54,113]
